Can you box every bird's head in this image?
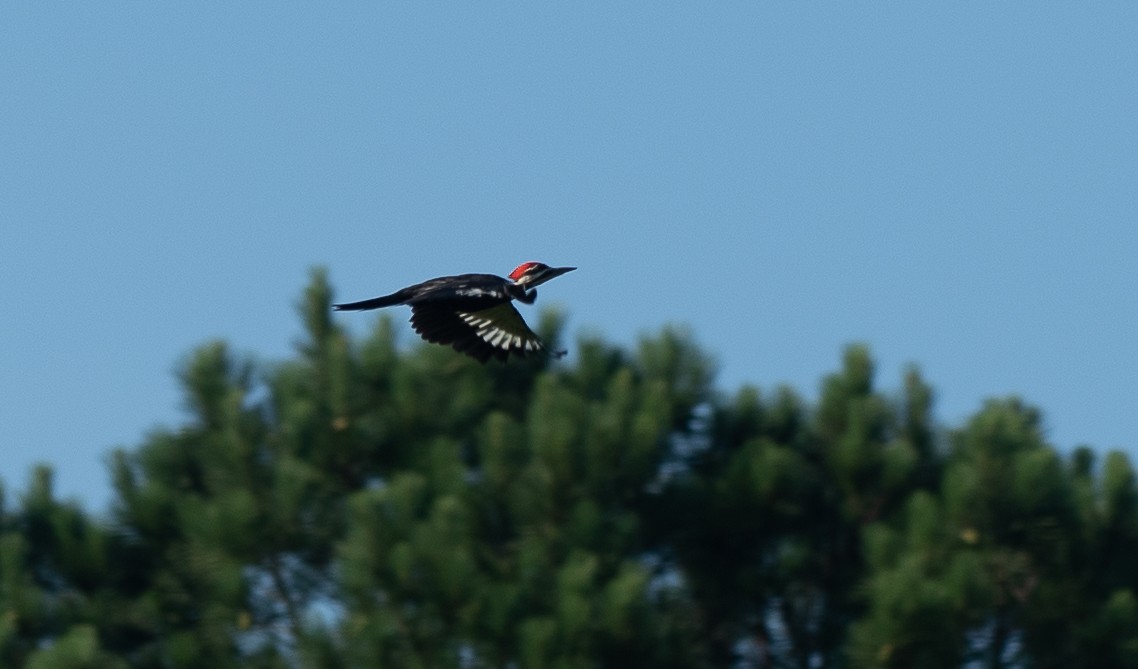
[508,261,576,288]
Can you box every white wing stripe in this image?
[459,309,546,354]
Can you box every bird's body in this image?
[334,262,575,363]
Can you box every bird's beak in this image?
[532,266,575,286]
[519,265,576,288]
[544,266,576,280]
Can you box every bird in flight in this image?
[334,262,576,363]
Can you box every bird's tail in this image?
[332,291,406,311]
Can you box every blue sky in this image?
[3,4,1136,511]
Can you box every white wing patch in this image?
[458,303,543,354]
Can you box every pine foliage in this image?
[0,270,1135,667]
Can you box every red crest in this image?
[508,261,542,281]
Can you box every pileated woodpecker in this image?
[334,262,576,363]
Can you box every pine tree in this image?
[849,399,1138,669]
[0,467,128,668]
[1,270,1135,668]
[658,343,943,667]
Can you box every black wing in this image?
[409,302,551,363]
